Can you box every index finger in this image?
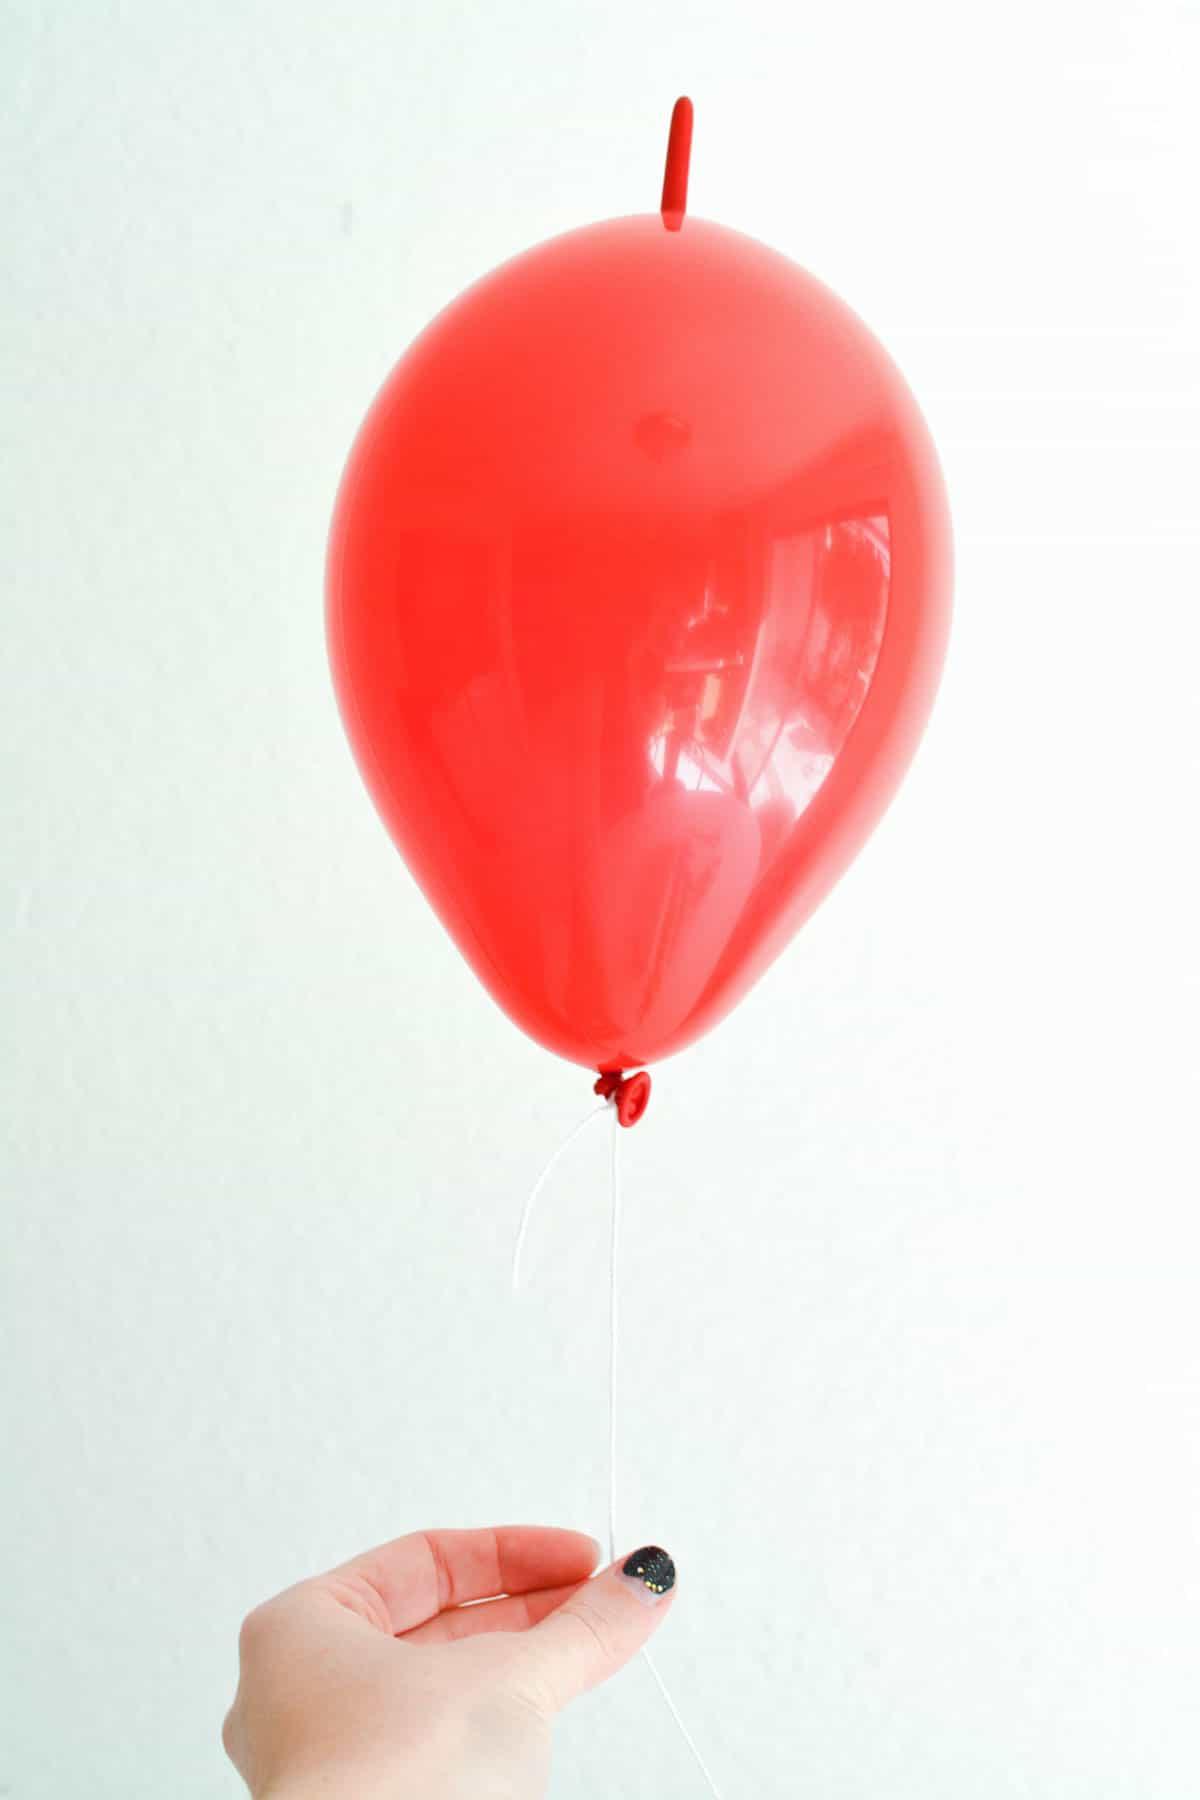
[316,1525,602,1634]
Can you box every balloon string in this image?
[607,1099,620,1565]
[513,1099,725,1798]
[511,1102,610,1293]
[643,1644,725,1797]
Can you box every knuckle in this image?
[420,1530,457,1608]
[220,1700,240,1760]
[236,1601,274,1658]
[562,1595,617,1664]
[322,1571,393,1633]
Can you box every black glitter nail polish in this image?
[622,1545,675,1595]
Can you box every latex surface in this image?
[327,214,952,1072]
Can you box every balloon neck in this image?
[594,1068,653,1128]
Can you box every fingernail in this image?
[619,1545,676,1604]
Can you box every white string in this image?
[607,1100,620,1564]
[606,1106,726,1800]
[511,1101,609,1292]
[643,1648,725,1797]
[513,1094,724,1798]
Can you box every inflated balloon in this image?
[326,100,952,1109]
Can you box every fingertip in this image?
[517,1541,678,1710]
[613,1544,677,1608]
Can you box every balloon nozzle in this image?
[594,1068,653,1128]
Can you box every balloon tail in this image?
[661,95,694,229]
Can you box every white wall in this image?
[2,3,1197,1795]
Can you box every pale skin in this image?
[223,1525,676,1798]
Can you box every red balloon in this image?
[327,110,951,1079]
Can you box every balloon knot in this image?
[593,1069,652,1128]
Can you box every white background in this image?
[2,2,1198,1795]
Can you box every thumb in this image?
[514,1545,677,1712]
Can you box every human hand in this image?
[222,1524,677,1799]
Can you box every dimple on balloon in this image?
[326,99,952,1118]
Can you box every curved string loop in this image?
[511,1101,610,1292]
